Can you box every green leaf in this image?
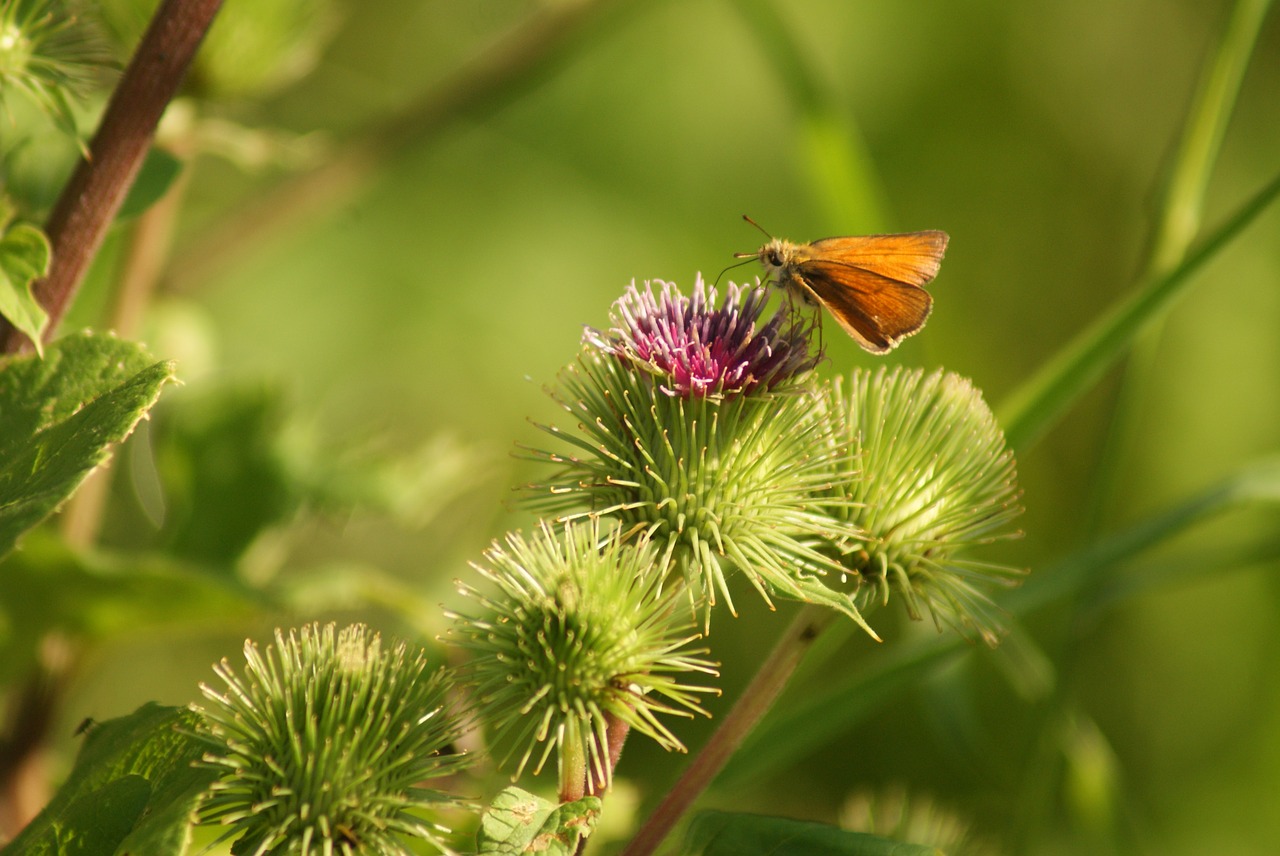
[0,531,262,687]
[1144,0,1273,276]
[148,382,298,566]
[683,811,942,856]
[118,148,184,221]
[0,332,176,560]
[477,787,602,856]
[0,218,52,356]
[3,703,220,855]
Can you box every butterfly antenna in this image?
[713,255,756,287]
[742,214,773,239]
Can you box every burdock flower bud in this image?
[448,519,718,795]
[824,367,1024,644]
[583,277,819,397]
[193,623,467,855]
[528,277,870,630]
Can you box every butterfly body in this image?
[748,230,949,354]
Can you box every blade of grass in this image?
[998,167,1280,452]
[1147,0,1273,276]
[1086,0,1273,530]
[716,454,1280,787]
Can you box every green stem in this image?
[716,455,1280,788]
[1085,0,1274,532]
[620,604,836,856]
[559,719,589,803]
[998,167,1280,452]
[1146,0,1273,276]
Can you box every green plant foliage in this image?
[3,0,1279,853]
[116,148,184,221]
[193,623,468,855]
[683,810,942,856]
[3,703,220,855]
[477,787,601,856]
[0,0,108,142]
[144,382,297,566]
[0,331,174,560]
[0,533,260,686]
[0,200,50,353]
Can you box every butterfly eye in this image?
[766,250,783,267]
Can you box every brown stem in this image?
[0,636,76,838]
[620,605,836,856]
[0,0,224,354]
[598,710,632,796]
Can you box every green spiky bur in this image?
[448,519,718,794]
[824,368,1024,644]
[193,623,468,856]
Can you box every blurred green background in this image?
[12,0,1280,853]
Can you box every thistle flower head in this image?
[0,0,108,137]
[584,276,818,398]
[448,519,718,794]
[529,278,870,632]
[825,367,1024,644]
[193,623,468,856]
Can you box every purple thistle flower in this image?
[584,276,818,397]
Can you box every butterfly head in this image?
[756,238,800,278]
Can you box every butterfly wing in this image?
[809,231,948,287]
[789,259,934,354]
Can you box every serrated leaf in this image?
[3,703,220,855]
[477,787,601,855]
[682,810,943,856]
[0,332,176,560]
[0,219,52,356]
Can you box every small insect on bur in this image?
[736,216,949,354]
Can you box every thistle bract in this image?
[193,623,467,856]
[825,367,1024,644]
[448,519,717,794]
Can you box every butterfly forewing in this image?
[808,231,948,287]
[745,222,949,353]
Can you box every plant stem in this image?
[0,636,75,837]
[620,604,836,856]
[560,720,589,803]
[0,0,224,354]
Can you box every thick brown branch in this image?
[0,0,224,354]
